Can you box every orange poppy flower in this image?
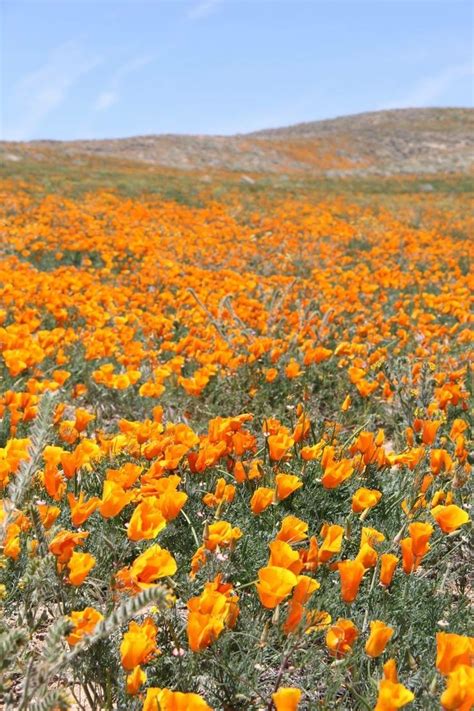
[265,367,278,382]
[360,526,385,547]
[67,607,104,646]
[73,408,95,433]
[190,545,208,578]
[267,431,294,461]
[250,486,275,514]
[355,379,379,398]
[304,346,332,365]
[430,449,454,476]
[256,566,298,609]
[319,524,344,563]
[156,488,189,522]
[272,687,302,710]
[365,620,394,657]
[247,459,264,480]
[127,497,167,541]
[325,618,359,657]
[374,680,414,711]
[283,599,305,635]
[120,618,158,670]
[292,575,320,604]
[49,529,89,565]
[400,538,416,574]
[187,576,239,652]
[300,535,319,572]
[126,665,147,695]
[436,633,474,675]
[431,505,470,534]
[42,464,66,501]
[351,487,382,513]
[449,419,468,442]
[379,553,399,587]
[275,473,303,501]
[341,394,352,411]
[60,440,100,479]
[142,688,212,711]
[99,480,135,518]
[67,492,100,527]
[204,521,242,551]
[37,503,60,529]
[2,524,24,562]
[293,409,311,443]
[202,477,235,508]
[300,442,325,461]
[233,460,247,483]
[276,515,308,543]
[416,419,441,445]
[268,540,304,575]
[383,658,398,682]
[440,664,474,711]
[304,610,332,635]
[67,551,96,586]
[321,457,354,489]
[285,358,302,378]
[337,560,365,603]
[117,543,177,592]
[356,543,378,570]
[187,594,227,652]
[408,522,433,558]
[106,462,143,488]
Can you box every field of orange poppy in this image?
[0,158,472,710]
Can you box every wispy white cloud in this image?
[94,90,119,111]
[380,61,474,109]
[93,54,154,112]
[187,0,222,21]
[4,41,101,141]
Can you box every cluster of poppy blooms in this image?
[0,184,472,709]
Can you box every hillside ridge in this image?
[2,107,473,176]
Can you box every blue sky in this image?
[1,0,473,140]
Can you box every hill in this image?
[2,107,473,176]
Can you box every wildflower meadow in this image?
[0,166,472,710]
